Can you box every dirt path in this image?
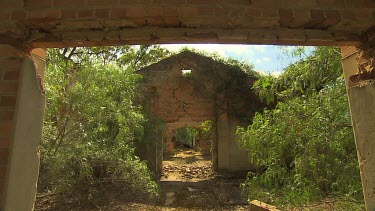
[158,149,249,210]
[162,149,214,182]
[35,149,250,210]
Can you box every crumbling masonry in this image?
[0,0,374,210]
[136,51,263,175]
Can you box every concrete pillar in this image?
[217,109,230,171]
[3,48,46,211]
[0,44,25,209]
[341,30,375,210]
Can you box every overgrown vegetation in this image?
[177,47,259,78]
[174,126,200,148]
[237,47,364,209]
[39,45,170,198]
[39,44,364,209]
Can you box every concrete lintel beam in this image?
[23,28,362,48]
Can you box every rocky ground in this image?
[161,149,214,181]
[35,149,251,210]
[35,149,351,210]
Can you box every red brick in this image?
[111,8,127,18]
[146,7,163,17]
[197,7,214,16]
[54,0,85,8]
[323,10,340,25]
[340,9,355,19]
[164,7,179,16]
[0,96,17,107]
[28,10,46,19]
[0,59,22,70]
[353,9,373,20]
[0,0,23,8]
[230,8,245,17]
[11,10,27,20]
[61,9,77,19]
[187,0,212,4]
[0,123,13,138]
[95,9,109,18]
[0,149,10,164]
[215,8,229,16]
[126,7,146,17]
[284,0,317,8]
[78,10,93,18]
[221,0,253,5]
[0,110,14,121]
[0,166,6,178]
[304,9,327,28]
[180,7,197,17]
[289,9,312,27]
[146,17,164,26]
[0,138,11,149]
[163,16,180,26]
[294,9,311,19]
[45,9,61,19]
[316,0,345,8]
[24,0,52,8]
[132,18,148,26]
[0,180,4,193]
[345,0,375,8]
[0,180,4,195]
[119,0,143,5]
[0,10,10,20]
[253,0,282,8]
[279,8,293,26]
[0,48,23,59]
[0,82,18,94]
[311,9,324,19]
[160,0,185,4]
[244,8,261,17]
[87,0,117,7]
[262,8,278,17]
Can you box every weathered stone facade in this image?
[1,0,375,48]
[137,51,263,173]
[341,30,375,210]
[0,0,374,210]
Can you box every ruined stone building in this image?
[136,51,264,176]
[1,0,374,210]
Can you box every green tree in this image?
[39,45,169,197]
[254,47,343,104]
[237,47,363,208]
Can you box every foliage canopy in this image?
[237,47,363,208]
[40,45,170,197]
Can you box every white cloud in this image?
[253,45,267,53]
[271,71,283,77]
[262,57,271,62]
[252,57,271,64]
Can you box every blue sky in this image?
[161,44,312,76]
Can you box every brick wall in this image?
[0,0,374,46]
[0,45,24,205]
[137,51,261,171]
[138,52,217,155]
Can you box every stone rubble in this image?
[161,164,213,180]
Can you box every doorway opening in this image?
[162,123,214,181]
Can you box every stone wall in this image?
[341,29,375,210]
[137,51,262,172]
[0,45,23,207]
[1,0,374,47]
[0,0,374,209]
